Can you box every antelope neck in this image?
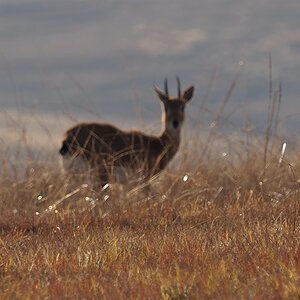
[160,128,181,149]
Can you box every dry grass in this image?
[1,126,300,300]
[1,66,300,299]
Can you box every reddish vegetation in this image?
[1,65,298,298]
[1,137,300,299]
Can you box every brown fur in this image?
[60,78,194,185]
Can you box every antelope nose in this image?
[172,119,179,129]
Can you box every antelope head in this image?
[154,77,194,138]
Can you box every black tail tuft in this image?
[59,141,69,156]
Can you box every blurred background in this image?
[0,0,299,153]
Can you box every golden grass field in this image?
[1,126,300,300]
[1,70,300,299]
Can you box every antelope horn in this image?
[176,76,181,98]
[164,78,169,98]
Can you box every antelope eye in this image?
[180,105,185,112]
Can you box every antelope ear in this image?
[183,86,194,102]
[153,86,168,103]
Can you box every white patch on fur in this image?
[61,154,90,174]
[113,166,135,183]
[60,155,143,187]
